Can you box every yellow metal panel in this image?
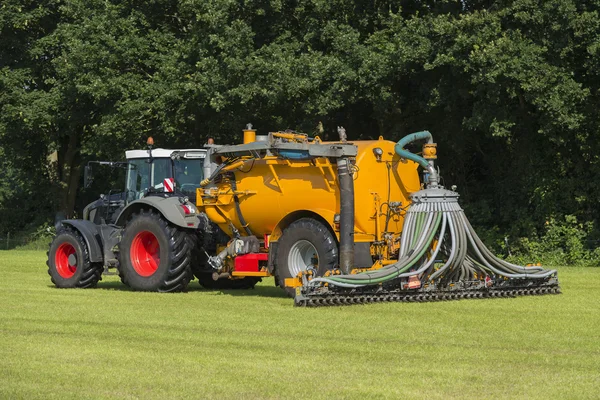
[243,129,256,144]
[231,271,271,277]
[284,277,302,288]
[199,139,421,243]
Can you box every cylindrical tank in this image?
[200,138,421,243]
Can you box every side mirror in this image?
[84,165,93,188]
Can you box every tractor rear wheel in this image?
[47,226,103,288]
[275,218,338,297]
[118,210,193,292]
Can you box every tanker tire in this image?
[188,232,261,290]
[47,226,103,288]
[118,210,193,292]
[275,218,338,297]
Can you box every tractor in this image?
[47,141,255,292]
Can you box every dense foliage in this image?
[1,0,599,264]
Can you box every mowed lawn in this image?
[0,251,599,399]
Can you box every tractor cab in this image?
[124,148,206,203]
[82,148,206,226]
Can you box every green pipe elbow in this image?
[394,131,432,169]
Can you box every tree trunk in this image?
[56,132,81,219]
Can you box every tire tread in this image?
[47,226,103,288]
[118,209,192,292]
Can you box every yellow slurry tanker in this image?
[196,125,559,305]
[47,125,560,306]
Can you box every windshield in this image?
[174,158,204,198]
[125,157,203,202]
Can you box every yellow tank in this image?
[197,137,421,245]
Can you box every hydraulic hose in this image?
[463,216,546,274]
[337,212,441,284]
[398,212,448,278]
[459,212,556,279]
[308,183,557,292]
[359,210,440,280]
[399,211,415,257]
[410,212,426,248]
[317,207,555,289]
[312,212,442,286]
[228,172,253,236]
[412,210,436,252]
[429,209,459,280]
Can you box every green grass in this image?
[0,251,599,399]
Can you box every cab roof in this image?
[125,148,206,159]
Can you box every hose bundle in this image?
[310,188,557,289]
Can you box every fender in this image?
[269,208,336,242]
[115,196,200,229]
[60,220,104,263]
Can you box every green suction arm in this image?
[393,131,432,169]
[394,130,438,187]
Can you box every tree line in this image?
[1,0,599,263]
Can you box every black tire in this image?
[188,231,261,290]
[47,226,103,288]
[118,210,192,292]
[274,218,338,297]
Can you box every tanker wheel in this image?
[188,232,261,290]
[118,210,193,292]
[275,218,338,297]
[47,226,103,288]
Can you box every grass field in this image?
[0,251,599,399]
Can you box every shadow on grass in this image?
[214,285,288,299]
[94,281,134,291]
[94,280,288,299]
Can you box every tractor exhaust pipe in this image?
[337,156,354,274]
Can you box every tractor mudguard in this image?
[114,196,200,229]
[59,220,104,263]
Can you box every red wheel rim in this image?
[55,243,77,279]
[130,231,160,277]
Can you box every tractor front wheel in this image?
[118,210,192,292]
[47,226,103,288]
[275,218,338,297]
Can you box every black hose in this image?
[228,172,253,236]
[337,157,355,274]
